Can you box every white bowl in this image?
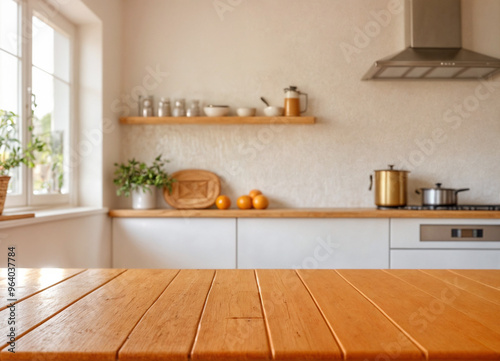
[263,106,284,117]
[236,107,256,117]
[204,105,230,117]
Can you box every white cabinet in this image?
[390,219,500,269]
[391,250,500,269]
[0,214,111,268]
[112,218,236,268]
[237,218,389,269]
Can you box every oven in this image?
[390,218,500,269]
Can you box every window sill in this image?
[0,206,109,229]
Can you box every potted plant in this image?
[113,155,174,209]
[0,110,46,214]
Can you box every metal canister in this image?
[157,97,171,117]
[369,165,409,207]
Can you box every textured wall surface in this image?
[119,0,500,208]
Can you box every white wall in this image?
[79,0,123,208]
[119,0,500,208]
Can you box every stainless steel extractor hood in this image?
[363,0,500,80]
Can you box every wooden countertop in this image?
[109,208,500,219]
[0,213,34,221]
[2,269,499,361]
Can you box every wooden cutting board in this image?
[163,169,221,209]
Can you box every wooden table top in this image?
[1,269,500,361]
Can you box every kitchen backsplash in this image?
[119,0,500,208]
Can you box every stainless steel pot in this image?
[415,183,470,206]
[369,165,409,207]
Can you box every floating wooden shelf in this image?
[119,116,315,125]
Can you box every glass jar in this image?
[186,100,200,117]
[142,98,153,117]
[157,97,171,117]
[172,99,186,117]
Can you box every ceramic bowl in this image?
[204,105,230,117]
[236,107,256,117]
[263,106,284,117]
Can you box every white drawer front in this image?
[391,219,500,249]
[391,250,500,269]
[112,218,236,268]
[238,218,389,269]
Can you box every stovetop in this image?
[379,205,500,211]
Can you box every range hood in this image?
[363,0,500,80]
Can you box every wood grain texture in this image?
[163,169,220,209]
[191,270,270,361]
[1,269,178,361]
[256,270,341,361]
[119,116,315,125]
[0,269,125,344]
[1,268,84,309]
[298,269,423,360]
[338,270,500,360]
[388,270,500,335]
[108,208,500,219]
[119,270,214,361]
[449,270,500,289]
[421,270,500,306]
[0,213,35,221]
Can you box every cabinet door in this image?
[391,250,500,269]
[237,219,389,269]
[112,218,236,268]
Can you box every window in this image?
[0,0,74,208]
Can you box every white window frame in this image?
[4,0,76,209]
[1,0,25,208]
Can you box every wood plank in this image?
[119,116,315,125]
[298,269,423,360]
[1,268,84,309]
[119,270,214,361]
[450,270,500,289]
[0,213,34,221]
[256,269,341,360]
[191,270,270,361]
[108,208,500,219]
[0,269,125,346]
[338,270,500,360]
[387,270,500,335]
[0,269,178,361]
[421,270,500,306]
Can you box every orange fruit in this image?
[249,189,262,199]
[252,194,269,209]
[237,195,253,209]
[215,195,231,209]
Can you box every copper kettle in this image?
[369,165,409,207]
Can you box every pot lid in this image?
[419,183,455,191]
[374,165,410,173]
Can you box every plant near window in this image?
[0,109,46,214]
[113,155,174,209]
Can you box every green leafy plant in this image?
[0,110,46,176]
[113,155,174,197]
